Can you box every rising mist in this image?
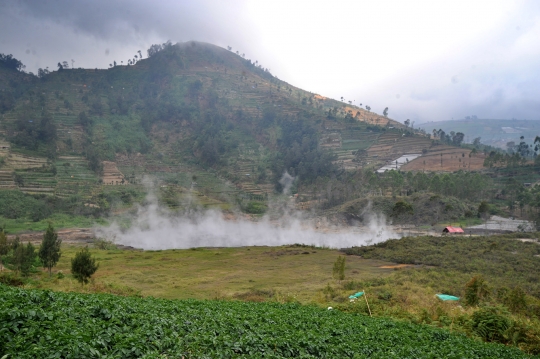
[94,185,399,250]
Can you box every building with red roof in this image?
[442,226,465,234]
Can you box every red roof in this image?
[443,226,464,233]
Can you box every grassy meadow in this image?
[28,244,395,302]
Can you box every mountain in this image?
[0,42,410,202]
[0,41,493,223]
[417,119,540,149]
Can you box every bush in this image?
[470,306,510,343]
[332,256,346,281]
[243,201,267,214]
[465,276,490,307]
[0,272,24,286]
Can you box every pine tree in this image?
[71,246,98,285]
[38,223,62,277]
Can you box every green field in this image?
[0,285,531,358]
[0,232,535,355]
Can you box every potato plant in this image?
[0,285,530,358]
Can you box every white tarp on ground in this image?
[377,154,421,173]
[467,215,535,232]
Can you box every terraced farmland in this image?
[55,156,98,199]
[402,146,486,172]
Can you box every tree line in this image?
[0,224,97,284]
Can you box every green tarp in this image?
[349,292,364,299]
[436,294,460,301]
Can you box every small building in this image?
[442,226,464,234]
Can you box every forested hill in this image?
[0,41,415,204]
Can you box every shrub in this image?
[332,256,346,281]
[465,276,490,306]
[470,306,510,343]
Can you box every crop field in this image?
[0,285,529,358]
[402,147,485,172]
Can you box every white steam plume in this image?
[94,186,399,250]
[278,171,295,195]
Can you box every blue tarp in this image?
[348,292,364,299]
[436,294,460,301]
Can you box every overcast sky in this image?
[0,0,539,124]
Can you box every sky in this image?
[0,0,539,124]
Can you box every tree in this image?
[404,119,410,127]
[0,230,8,271]
[383,107,388,117]
[365,105,371,112]
[0,53,25,71]
[147,43,165,58]
[71,246,98,285]
[392,200,413,222]
[38,223,62,277]
[332,256,346,281]
[37,68,50,78]
[453,132,465,146]
[10,238,36,277]
[57,62,64,71]
[478,201,490,232]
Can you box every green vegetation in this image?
[71,246,99,284]
[0,285,530,358]
[0,213,106,234]
[38,223,62,277]
[0,230,8,271]
[2,237,37,277]
[332,255,346,281]
[0,190,101,222]
[343,234,540,295]
[0,233,535,353]
[2,42,540,226]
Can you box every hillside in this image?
[3,41,540,231]
[0,42,427,211]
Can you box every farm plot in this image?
[0,285,529,358]
[55,156,98,199]
[402,147,485,172]
[15,170,57,195]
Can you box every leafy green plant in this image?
[470,306,510,343]
[0,285,531,358]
